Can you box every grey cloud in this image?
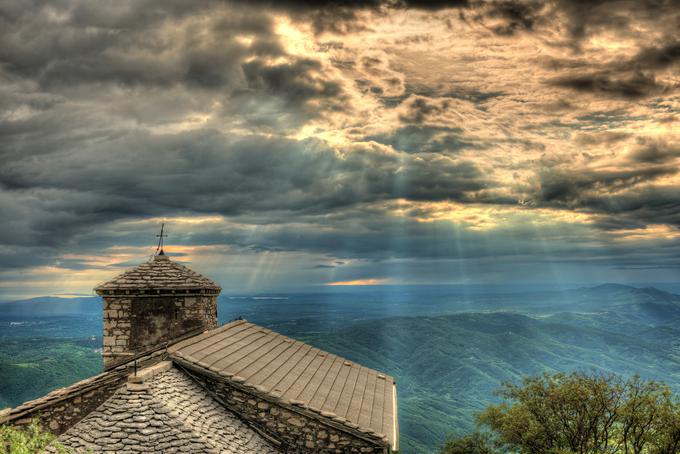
[398,97,453,124]
[530,141,680,228]
[574,131,630,147]
[237,58,347,126]
[537,165,676,205]
[550,186,680,237]
[547,40,680,99]
[467,0,679,42]
[0,128,490,254]
[366,125,479,154]
[0,3,279,89]
[473,0,545,36]
[138,208,680,269]
[629,142,680,164]
[549,0,680,45]
[238,0,470,34]
[0,0,347,133]
[1,0,678,288]
[538,2,680,99]
[549,72,668,100]
[628,42,680,71]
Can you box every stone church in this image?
[1,250,399,453]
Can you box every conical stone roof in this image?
[95,253,221,295]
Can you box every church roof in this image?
[169,319,398,449]
[94,254,221,294]
[51,363,280,454]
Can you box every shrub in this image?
[442,372,680,454]
[0,418,69,453]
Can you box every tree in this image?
[442,372,680,454]
[440,432,495,454]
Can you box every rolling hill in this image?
[2,284,680,453]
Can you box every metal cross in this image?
[155,223,168,254]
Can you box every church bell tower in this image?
[94,230,221,368]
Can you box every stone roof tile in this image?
[51,367,280,453]
[95,255,221,293]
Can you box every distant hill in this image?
[3,283,679,323]
[2,284,680,453]
[0,335,103,408]
[298,285,680,453]
[563,284,680,326]
[0,296,101,317]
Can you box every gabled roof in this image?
[95,254,221,294]
[168,320,398,449]
[51,365,280,454]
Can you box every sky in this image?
[0,0,679,299]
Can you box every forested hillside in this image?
[2,285,680,453]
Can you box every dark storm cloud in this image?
[574,132,630,147]
[247,0,470,9]
[238,58,346,121]
[549,73,667,100]
[366,125,479,154]
[0,0,347,131]
[547,40,680,99]
[558,0,680,43]
[398,96,452,124]
[241,0,680,40]
[547,2,679,99]
[629,42,680,71]
[472,0,545,36]
[0,1,274,87]
[1,0,679,290]
[531,140,680,228]
[236,0,470,34]
[570,187,680,234]
[537,165,676,205]
[0,127,489,257]
[629,142,680,164]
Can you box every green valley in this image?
[2,284,680,453]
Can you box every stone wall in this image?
[178,362,390,454]
[35,376,122,434]
[1,350,167,435]
[102,296,133,366]
[103,294,218,367]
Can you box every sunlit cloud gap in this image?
[326,279,390,286]
[0,1,678,297]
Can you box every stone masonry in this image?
[50,363,280,453]
[95,252,221,368]
[177,362,388,454]
[101,294,218,366]
[0,349,167,435]
[3,248,399,453]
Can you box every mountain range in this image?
[2,284,680,453]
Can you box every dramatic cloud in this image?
[0,0,679,297]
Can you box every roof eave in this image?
[171,356,391,449]
[94,286,222,296]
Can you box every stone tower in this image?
[94,251,221,368]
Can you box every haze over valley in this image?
[3,283,680,453]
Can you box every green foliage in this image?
[447,372,680,454]
[439,432,495,454]
[304,310,680,453]
[0,418,69,453]
[4,286,680,453]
